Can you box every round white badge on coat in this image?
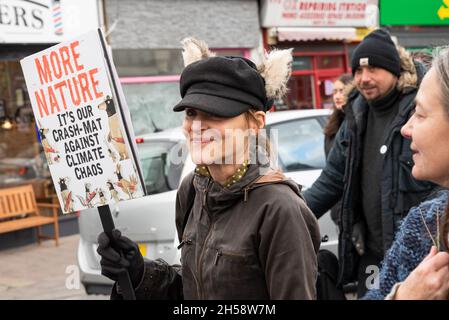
[380,145,388,154]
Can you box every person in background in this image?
[324,73,353,157]
[303,29,437,297]
[323,73,353,230]
[316,74,353,301]
[364,46,449,300]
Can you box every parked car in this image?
[77,109,337,295]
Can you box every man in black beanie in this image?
[304,29,436,297]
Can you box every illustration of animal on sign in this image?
[76,183,97,208]
[107,179,122,202]
[97,188,107,205]
[104,136,119,163]
[37,121,60,165]
[97,96,129,161]
[58,177,74,212]
[114,163,138,199]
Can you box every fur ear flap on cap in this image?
[181,37,216,67]
[257,48,293,100]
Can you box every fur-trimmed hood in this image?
[396,44,422,91]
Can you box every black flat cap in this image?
[173,56,271,118]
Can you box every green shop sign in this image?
[380,0,449,25]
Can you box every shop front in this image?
[286,46,351,110]
[0,0,102,199]
[260,0,378,110]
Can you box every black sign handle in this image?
[98,205,136,300]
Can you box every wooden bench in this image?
[0,185,60,246]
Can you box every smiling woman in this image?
[363,47,449,300]
[96,37,322,300]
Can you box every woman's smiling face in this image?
[182,108,253,165]
[401,67,449,188]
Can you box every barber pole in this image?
[53,0,63,35]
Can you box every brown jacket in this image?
[116,164,320,300]
[177,164,320,299]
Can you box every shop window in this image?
[0,61,51,197]
[283,76,315,110]
[317,55,343,69]
[319,78,337,109]
[0,61,38,160]
[292,56,312,71]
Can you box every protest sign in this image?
[21,29,146,214]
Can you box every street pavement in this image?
[0,234,108,300]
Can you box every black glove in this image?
[97,229,144,288]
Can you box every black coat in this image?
[304,62,436,286]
